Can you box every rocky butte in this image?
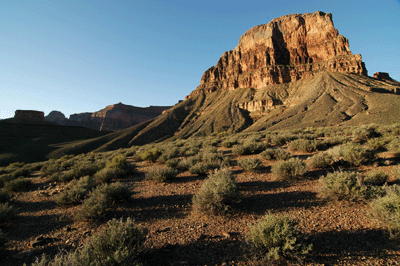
[188,11,367,99]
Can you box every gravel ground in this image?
[1,154,400,266]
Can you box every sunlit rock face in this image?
[188,11,367,99]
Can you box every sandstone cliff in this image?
[48,103,173,131]
[189,11,367,99]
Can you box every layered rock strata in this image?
[188,11,367,99]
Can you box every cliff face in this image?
[65,103,172,131]
[189,11,367,99]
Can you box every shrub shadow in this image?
[308,229,400,264]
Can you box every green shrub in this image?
[306,152,334,169]
[367,137,388,150]
[271,158,306,179]
[221,137,239,148]
[79,191,110,220]
[339,143,373,166]
[30,217,148,266]
[94,168,121,183]
[387,138,400,155]
[260,149,291,161]
[178,156,199,170]
[237,158,262,172]
[4,177,31,192]
[269,135,288,146]
[364,171,389,186]
[247,212,312,262]
[192,168,241,215]
[319,171,367,202]
[138,148,162,162]
[352,124,379,142]
[287,139,317,153]
[232,140,267,156]
[56,176,96,205]
[189,162,208,176]
[0,189,9,203]
[201,152,230,169]
[165,158,179,168]
[0,202,15,223]
[95,182,132,203]
[145,166,178,182]
[370,185,400,237]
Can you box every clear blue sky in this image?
[1,0,399,119]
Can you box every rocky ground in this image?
[1,149,400,266]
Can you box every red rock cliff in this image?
[189,11,367,98]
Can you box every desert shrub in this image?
[0,189,9,203]
[56,176,96,205]
[306,152,334,169]
[94,168,120,183]
[145,166,178,182]
[201,152,230,169]
[165,158,179,168]
[138,148,162,162]
[189,162,208,176]
[93,182,132,203]
[181,146,200,157]
[287,139,318,153]
[0,202,15,223]
[237,158,262,172]
[158,147,180,163]
[387,138,400,155]
[366,137,388,150]
[221,137,239,148]
[232,140,267,156]
[30,217,148,266]
[271,158,306,179]
[339,143,373,166]
[192,168,241,215]
[364,170,389,186]
[269,135,288,146]
[260,149,291,161]
[370,185,400,238]
[4,177,31,192]
[352,124,379,142]
[178,156,199,170]
[319,171,367,202]
[247,212,312,262]
[79,191,110,220]
[125,146,139,157]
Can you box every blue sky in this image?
[1,0,399,119]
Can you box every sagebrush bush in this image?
[352,124,379,142]
[319,171,366,202]
[306,152,334,169]
[260,149,291,161]
[145,166,177,182]
[0,189,9,203]
[138,148,162,162]
[271,158,306,179]
[370,185,400,238]
[269,135,288,146]
[237,158,262,172]
[165,158,179,168]
[232,140,267,156]
[387,138,400,155]
[56,176,96,205]
[189,162,208,176]
[339,143,373,166]
[0,202,15,223]
[94,182,132,203]
[287,139,317,153]
[192,168,241,215]
[4,177,31,192]
[30,217,148,266]
[364,171,389,186]
[79,191,109,220]
[94,168,120,183]
[178,156,199,170]
[247,212,312,262]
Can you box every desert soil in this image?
[1,150,400,266]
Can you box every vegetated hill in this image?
[2,11,399,163]
[0,119,109,166]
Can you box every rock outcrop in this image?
[14,110,45,123]
[47,103,173,131]
[45,111,67,124]
[188,11,367,99]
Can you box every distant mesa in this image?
[14,110,45,123]
[45,102,173,131]
[373,72,395,82]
